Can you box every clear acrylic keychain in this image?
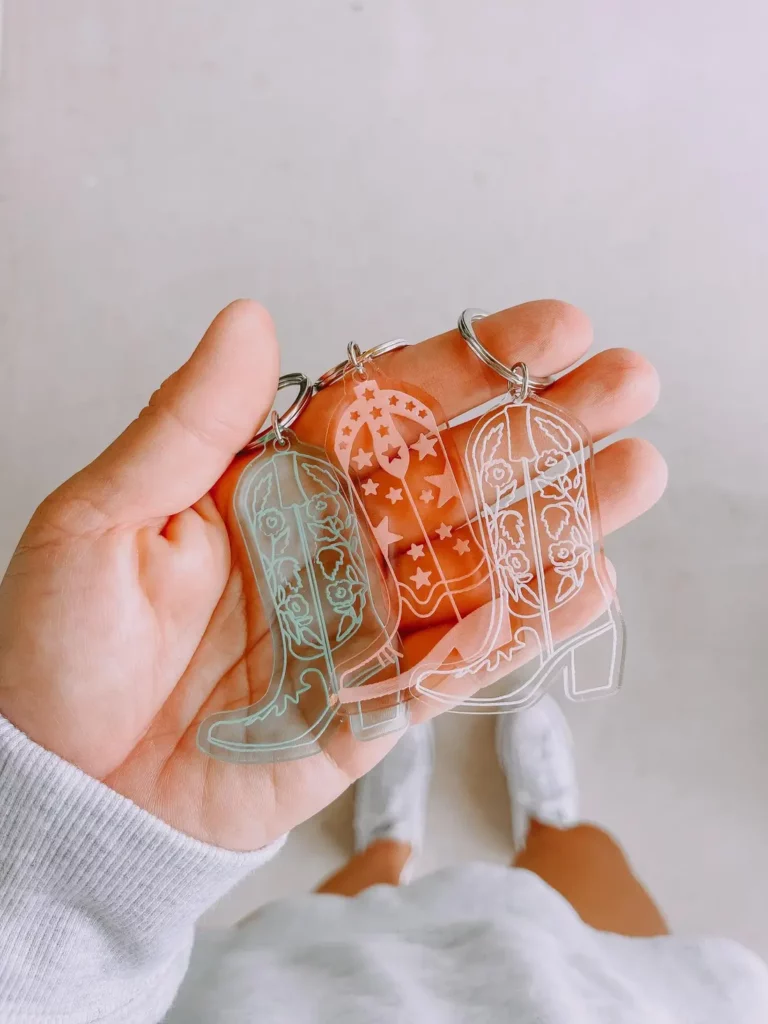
[320,341,515,715]
[414,308,626,712]
[197,312,627,766]
[197,373,408,765]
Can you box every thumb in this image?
[63,300,279,522]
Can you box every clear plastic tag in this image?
[326,366,516,713]
[197,429,408,764]
[425,390,626,711]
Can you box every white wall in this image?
[2,1,767,954]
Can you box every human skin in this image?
[0,299,665,851]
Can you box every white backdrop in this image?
[2,1,767,954]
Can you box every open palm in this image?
[0,300,665,851]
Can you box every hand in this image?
[0,300,665,851]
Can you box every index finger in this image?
[296,299,593,441]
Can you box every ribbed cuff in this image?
[0,715,285,1024]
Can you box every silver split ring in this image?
[458,308,555,402]
[313,338,409,393]
[241,372,313,452]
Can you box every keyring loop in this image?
[507,360,530,403]
[313,337,409,392]
[347,341,364,373]
[458,308,555,397]
[270,410,284,445]
[241,372,313,452]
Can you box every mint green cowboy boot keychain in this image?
[197,374,404,765]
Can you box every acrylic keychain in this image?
[407,308,625,713]
[197,373,407,765]
[318,341,515,717]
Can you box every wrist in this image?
[0,715,284,1023]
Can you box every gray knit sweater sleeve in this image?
[0,715,285,1024]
